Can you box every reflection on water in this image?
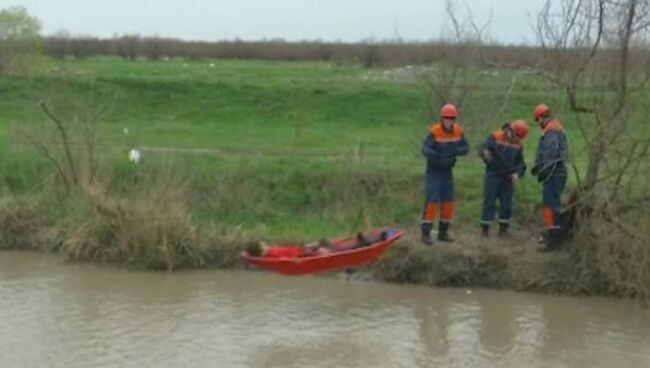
[1,251,649,368]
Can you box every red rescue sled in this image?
[241,228,403,276]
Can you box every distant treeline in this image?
[43,35,541,67]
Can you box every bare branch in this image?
[39,101,79,186]
[560,0,586,48]
[423,0,491,111]
[571,162,583,188]
[608,140,639,202]
[484,74,518,125]
[567,0,605,114]
[612,0,638,117]
[18,128,70,191]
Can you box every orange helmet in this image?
[510,119,529,139]
[440,103,458,119]
[534,104,550,121]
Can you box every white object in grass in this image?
[128,149,141,164]
[123,127,129,135]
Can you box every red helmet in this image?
[510,119,529,139]
[534,104,550,121]
[440,103,457,119]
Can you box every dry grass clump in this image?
[0,195,54,251]
[61,179,253,271]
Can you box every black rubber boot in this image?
[481,224,490,238]
[421,222,434,246]
[498,223,509,237]
[437,221,454,242]
[537,229,562,252]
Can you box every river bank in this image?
[0,192,621,301]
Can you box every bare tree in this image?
[535,0,650,300]
[535,0,650,210]
[46,29,70,59]
[141,36,165,60]
[19,85,115,192]
[114,34,141,60]
[360,39,381,68]
[422,0,493,117]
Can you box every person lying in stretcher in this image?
[244,231,389,258]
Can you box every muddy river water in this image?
[1,252,649,368]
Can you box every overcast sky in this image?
[0,0,547,44]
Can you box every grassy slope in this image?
[0,58,604,239]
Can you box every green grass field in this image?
[0,57,625,240]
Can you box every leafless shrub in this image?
[422,1,492,111]
[413,0,521,139]
[18,85,115,192]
